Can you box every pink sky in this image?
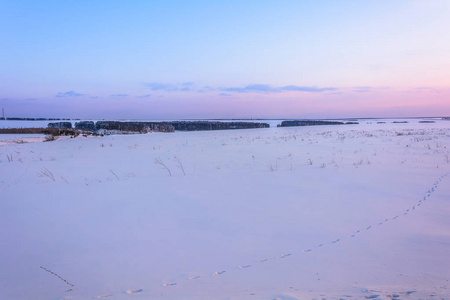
[1,1,449,119]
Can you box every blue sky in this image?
[1,0,449,119]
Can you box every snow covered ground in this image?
[1,119,449,300]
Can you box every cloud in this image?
[56,90,84,97]
[220,84,337,93]
[221,84,272,93]
[111,94,129,97]
[145,82,194,92]
[145,83,178,91]
[280,85,338,92]
[198,86,215,93]
[218,93,232,97]
[353,86,372,93]
[352,86,391,93]
[415,87,440,93]
[143,82,338,94]
[136,94,152,98]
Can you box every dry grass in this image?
[0,127,50,134]
[174,156,186,176]
[37,168,55,181]
[110,170,120,180]
[44,135,56,142]
[0,127,79,137]
[154,158,172,176]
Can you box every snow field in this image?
[1,121,450,299]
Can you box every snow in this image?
[1,119,449,300]
[0,134,48,146]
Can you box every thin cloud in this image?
[280,85,338,92]
[218,93,232,97]
[111,94,129,97]
[221,84,272,93]
[353,86,372,93]
[136,94,152,98]
[145,82,194,92]
[56,90,84,97]
[352,86,391,93]
[143,82,337,94]
[220,84,337,93]
[198,86,215,93]
[145,83,177,91]
[415,87,440,93]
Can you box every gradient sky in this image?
[1,0,449,119]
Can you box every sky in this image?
[1,0,449,119]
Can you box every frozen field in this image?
[1,120,450,300]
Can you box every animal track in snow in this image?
[90,172,449,300]
[279,253,291,258]
[213,271,226,276]
[162,283,177,287]
[126,289,143,294]
[239,265,252,269]
[97,294,113,298]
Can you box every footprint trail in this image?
[85,172,449,298]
